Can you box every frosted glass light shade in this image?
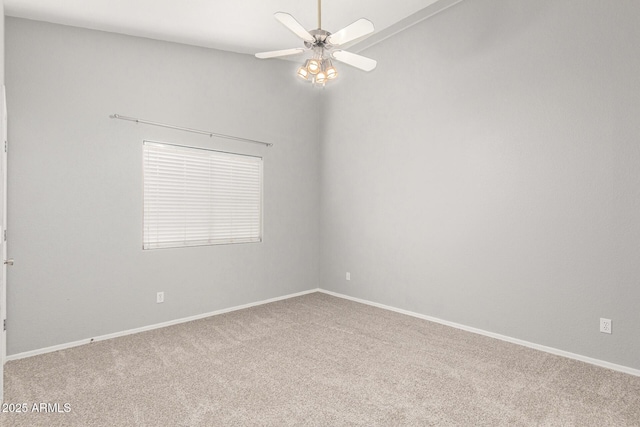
[307,58,321,74]
[326,65,338,79]
[316,71,327,84]
[297,65,309,80]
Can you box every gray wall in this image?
[320,0,640,370]
[6,18,320,355]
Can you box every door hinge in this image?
[3,229,6,241]
[3,319,5,331]
[4,140,6,152]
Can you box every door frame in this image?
[1,84,8,403]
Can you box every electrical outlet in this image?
[157,292,164,304]
[600,318,611,334]
[346,272,351,281]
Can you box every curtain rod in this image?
[110,114,273,147]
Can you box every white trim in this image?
[318,289,640,378]
[348,0,465,54]
[7,289,319,361]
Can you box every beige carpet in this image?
[1,292,639,426]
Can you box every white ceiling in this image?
[4,0,444,55]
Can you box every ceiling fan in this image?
[255,0,377,86]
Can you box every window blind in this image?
[143,141,263,249]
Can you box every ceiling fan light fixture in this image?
[307,57,321,75]
[297,61,310,80]
[325,60,338,80]
[316,70,327,84]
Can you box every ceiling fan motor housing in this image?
[305,29,332,50]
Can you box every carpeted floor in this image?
[1,292,639,426]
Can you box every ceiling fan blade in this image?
[327,18,374,46]
[331,50,377,72]
[274,12,315,43]
[255,48,305,59]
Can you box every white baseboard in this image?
[6,288,320,361]
[318,289,640,378]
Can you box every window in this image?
[143,141,263,249]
